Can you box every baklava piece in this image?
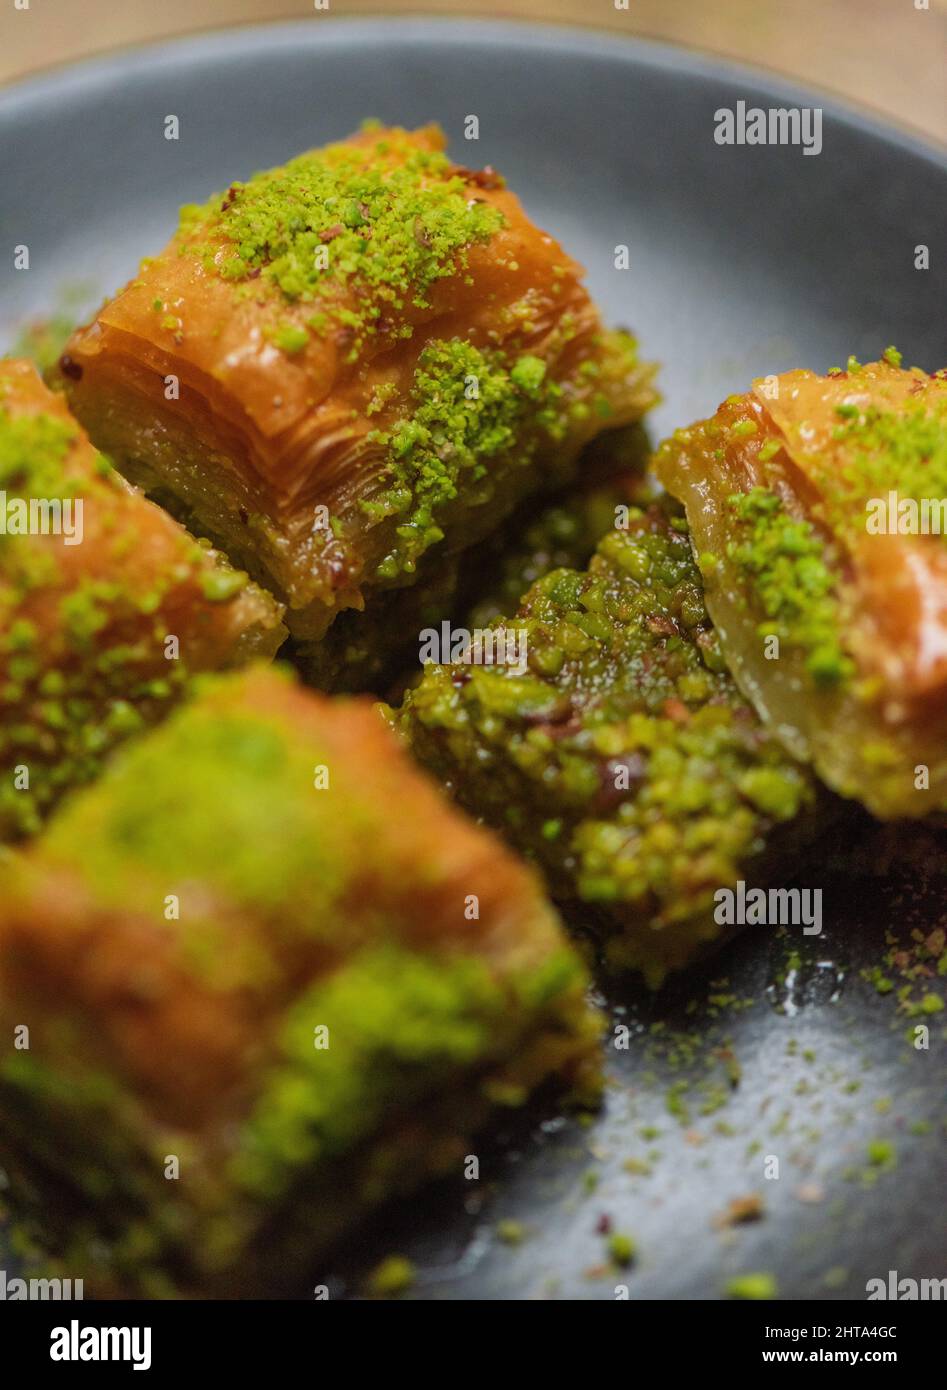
[396,500,824,986]
[59,123,656,653]
[0,358,284,840]
[0,667,600,1295]
[655,353,947,818]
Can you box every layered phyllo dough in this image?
[0,359,284,841]
[299,424,654,694]
[655,354,947,818]
[0,667,601,1295]
[396,499,825,987]
[59,123,656,651]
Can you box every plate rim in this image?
[1,15,945,173]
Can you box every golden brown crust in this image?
[654,358,947,817]
[0,360,285,839]
[1,670,589,1127]
[60,125,655,639]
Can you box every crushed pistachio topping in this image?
[295,433,652,695]
[232,944,518,1195]
[465,444,656,630]
[40,697,334,915]
[714,360,946,689]
[0,398,258,841]
[726,488,854,689]
[397,500,816,950]
[0,406,77,510]
[362,339,563,580]
[823,394,947,541]
[2,671,597,1292]
[178,129,505,355]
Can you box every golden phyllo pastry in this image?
[59,123,656,646]
[654,353,947,818]
[0,359,284,840]
[0,667,600,1295]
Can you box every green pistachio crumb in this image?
[365,1255,415,1297]
[726,1272,777,1300]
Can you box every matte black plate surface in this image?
[1,18,945,1301]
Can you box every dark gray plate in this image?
[1,18,946,1301]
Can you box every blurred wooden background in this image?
[1,0,945,144]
